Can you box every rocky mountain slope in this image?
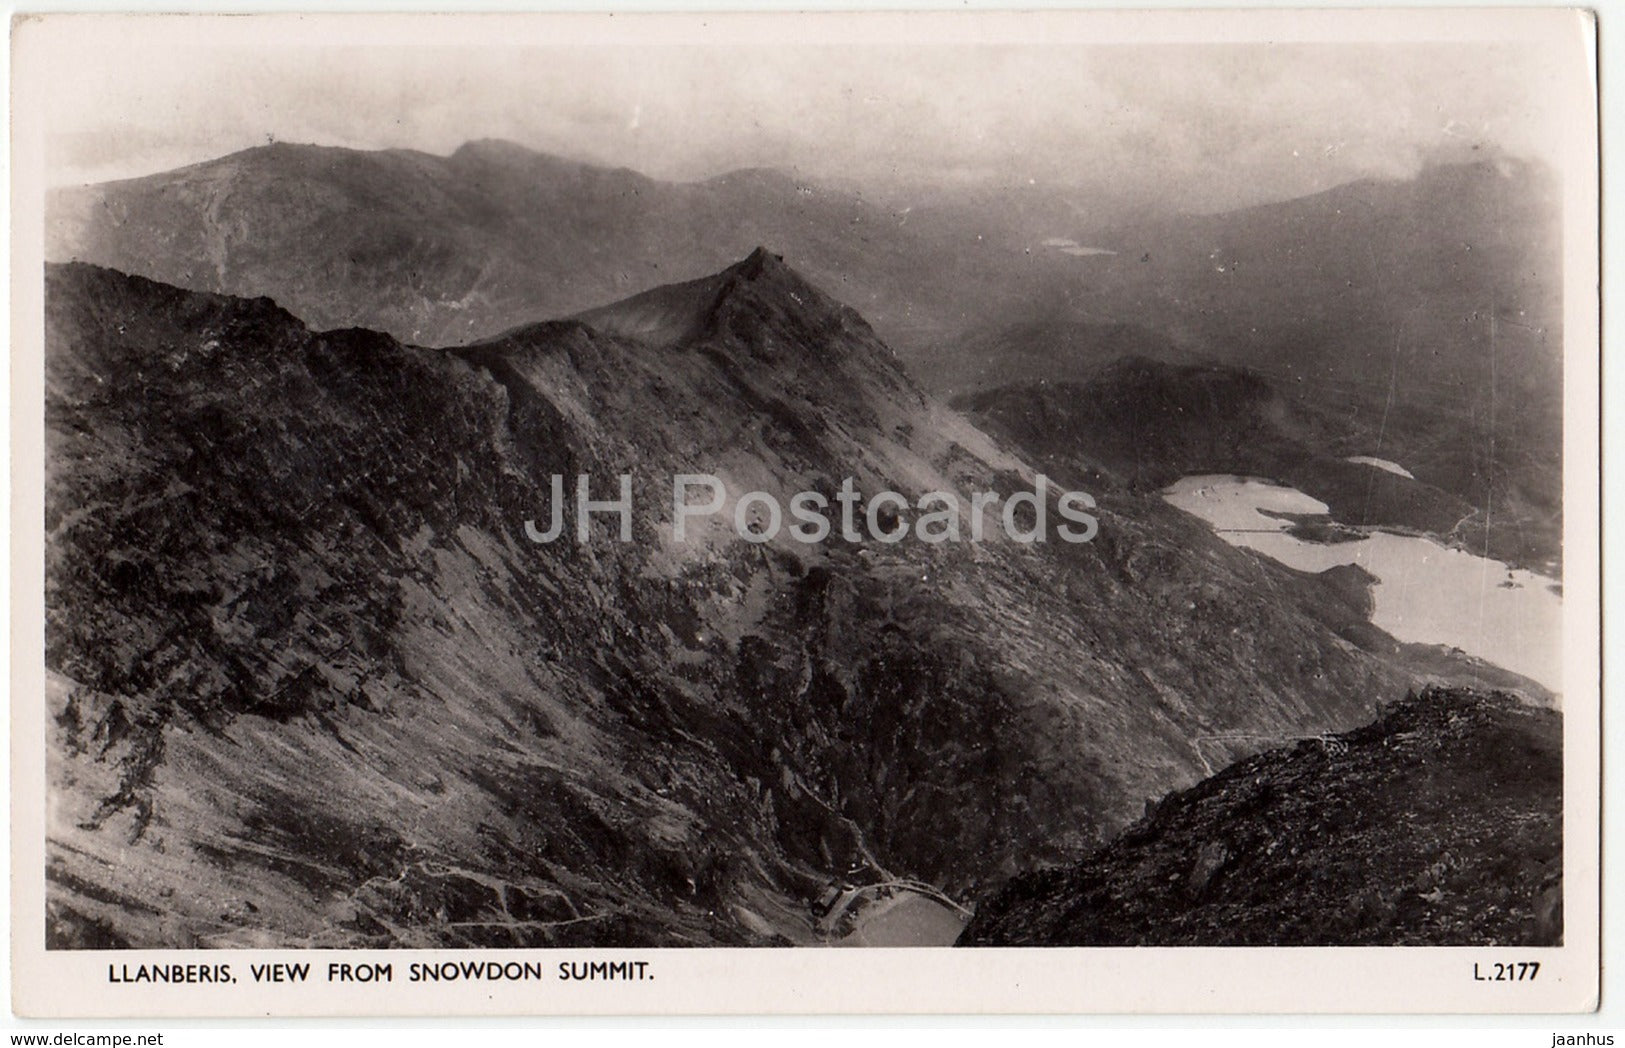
[959,688,1562,947]
[41,251,1528,949]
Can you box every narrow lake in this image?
[1163,475,1562,695]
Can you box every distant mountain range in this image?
[50,140,1562,411]
[42,252,1539,948]
[48,139,1078,359]
[1030,157,1563,405]
[50,143,1564,571]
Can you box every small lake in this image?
[1163,475,1562,695]
[835,892,967,947]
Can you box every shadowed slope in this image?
[44,254,1527,949]
[960,688,1562,947]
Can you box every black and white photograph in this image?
[8,8,1601,1017]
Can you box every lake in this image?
[1163,475,1563,695]
[835,892,968,947]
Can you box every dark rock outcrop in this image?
[959,688,1562,947]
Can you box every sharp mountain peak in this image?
[568,247,859,351]
[727,245,793,282]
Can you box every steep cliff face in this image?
[46,254,1488,949]
[959,688,1562,947]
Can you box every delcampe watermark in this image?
[523,473,1100,545]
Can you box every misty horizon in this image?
[54,132,1554,222]
[34,13,1581,214]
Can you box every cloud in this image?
[35,19,1577,212]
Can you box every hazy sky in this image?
[32,12,1584,213]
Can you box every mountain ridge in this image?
[42,252,1534,949]
[56,139,1557,413]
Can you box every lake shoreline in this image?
[1163,474,1563,695]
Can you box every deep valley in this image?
[40,140,1568,950]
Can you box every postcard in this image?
[9,8,1600,1016]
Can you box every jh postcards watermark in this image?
[523,473,1101,546]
